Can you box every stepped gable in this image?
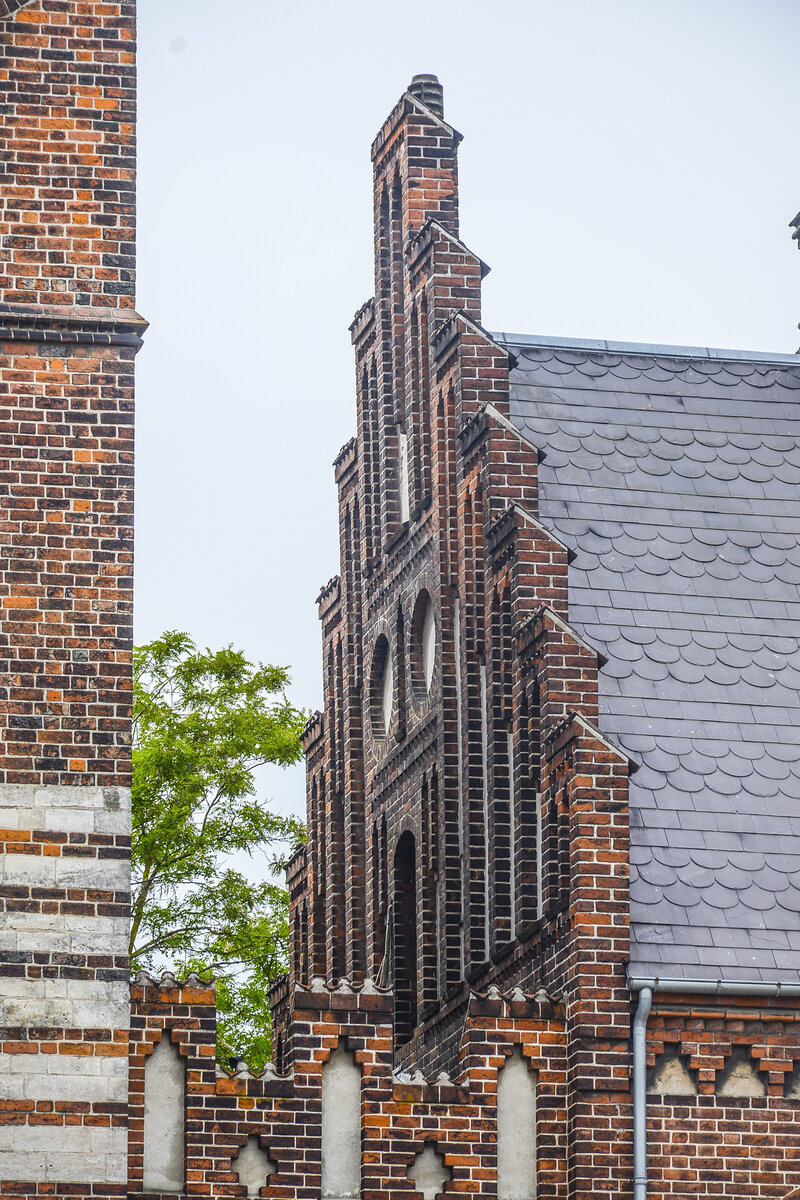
[501,332,800,983]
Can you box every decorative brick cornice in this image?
[485,503,573,569]
[467,982,561,1017]
[131,969,214,992]
[333,435,357,483]
[434,309,508,363]
[483,401,545,457]
[315,574,340,608]
[0,302,148,349]
[349,297,375,344]
[518,603,604,665]
[371,90,461,163]
[457,406,489,457]
[542,708,635,772]
[286,842,306,883]
[300,709,324,751]
[408,218,490,280]
[293,974,394,1013]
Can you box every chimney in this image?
[407,73,444,119]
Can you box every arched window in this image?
[393,831,418,1045]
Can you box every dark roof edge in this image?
[492,330,800,367]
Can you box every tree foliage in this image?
[131,631,306,1069]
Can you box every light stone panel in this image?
[0,784,131,834]
[0,784,131,1185]
[144,1037,186,1192]
[0,1061,128,1103]
[321,1044,361,1199]
[497,1050,536,1200]
[0,978,131,1029]
[0,1124,128,1183]
[0,852,130,890]
[0,912,130,939]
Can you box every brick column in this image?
[0,3,144,1194]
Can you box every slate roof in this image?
[498,332,800,984]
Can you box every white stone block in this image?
[0,996,74,1026]
[321,1044,361,1199]
[0,1052,127,1081]
[144,1036,185,1192]
[0,784,130,838]
[0,903,129,933]
[0,986,129,1030]
[1,854,56,886]
[94,808,130,835]
[0,1123,127,1182]
[68,929,124,956]
[0,1071,122,1104]
[497,1050,536,1200]
[16,931,72,954]
[66,978,129,1004]
[0,1151,47,1182]
[0,851,128,891]
[55,855,130,890]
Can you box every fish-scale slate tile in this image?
[501,335,800,983]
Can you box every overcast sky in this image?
[135,0,800,819]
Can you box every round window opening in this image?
[371,635,393,738]
[411,591,437,699]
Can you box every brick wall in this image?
[131,973,567,1199]
[275,72,800,1199]
[272,71,638,1196]
[126,974,800,1200]
[643,994,800,1198]
[3,29,799,1197]
[0,0,136,309]
[0,3,143,1194]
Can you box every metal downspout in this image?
[633,986,652,1200]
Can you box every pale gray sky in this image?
[135,0,799,818]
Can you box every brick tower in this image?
[0,2,144,1193]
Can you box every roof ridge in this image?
[492,330,800,366]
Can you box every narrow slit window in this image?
[398,428,410,524]
[508,730,516,940]
[536,791,543,920]
[480,662,490,953]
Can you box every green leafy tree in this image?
[131,631,306,1070]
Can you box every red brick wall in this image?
[644,995,800,1198]
[0,5,141,1197]
[0,1,143,786]
[0,0,136,309]
[279,74,639,1198]
[132,974,568,1199]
